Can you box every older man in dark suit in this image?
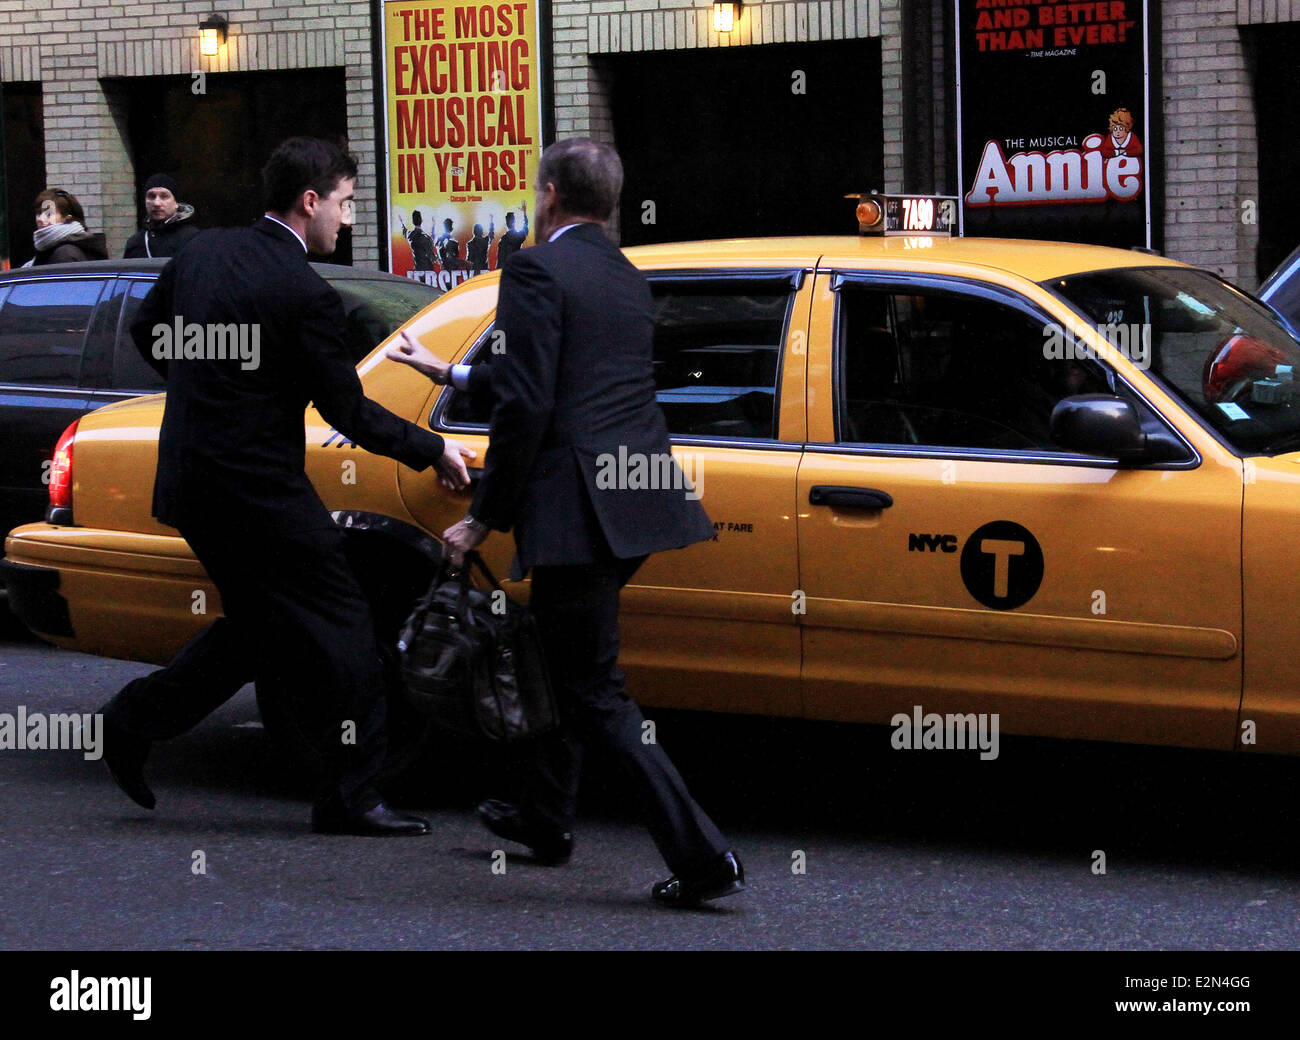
[99,137,474,835]
[430,138,745,906]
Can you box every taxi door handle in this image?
[809,485,893,510]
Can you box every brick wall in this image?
[0,1,1295,283]
[0,1,379,264]
[552,0,902,194]
[1159,0,1255,282]
[548,0,1293,287]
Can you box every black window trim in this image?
[431,321,496,433]
[80,274,129,395]
[645,268,807,292]
[433,270,806,446]
[101,275,164,397]
[827,270,1200,471]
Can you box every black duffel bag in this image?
[396,552,558,742]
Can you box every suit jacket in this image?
[133,217,447,533]
[470,221,714,568]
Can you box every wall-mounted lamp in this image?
[713,2,741,33]
[199,14,228,56]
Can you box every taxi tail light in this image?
[48,419,78,512]
[1202,335,1288,402]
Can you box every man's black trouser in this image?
[518,550,728,876]
[102,518,387,811]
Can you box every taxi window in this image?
[441,280,791,439]
[1049,266,1300,454]
[649,284,787,439]
[837,285,1111,450]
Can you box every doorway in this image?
[1247,23,1300,283]
[2,83,46,268]
[603,39,884,246]
[114,68,351,262]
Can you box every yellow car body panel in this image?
[800,266,1245,750]
[6,234,1297,752]
[1241,453,1300,752]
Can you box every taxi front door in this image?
[794,270,1244,750]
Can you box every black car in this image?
[0,259,441,547]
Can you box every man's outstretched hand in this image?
[436,438,475,490]
[386,329,452,385]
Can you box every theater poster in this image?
[955,0,1157,248]
[379,0,544,288]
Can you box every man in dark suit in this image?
[428,138,745,906]
[99,137,474,835]
[494,202,528,268]
[405,208,436,271]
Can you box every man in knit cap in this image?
[123,173,200,258]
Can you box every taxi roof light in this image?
[846,191,959,237]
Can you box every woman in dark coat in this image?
[26,188,108,265]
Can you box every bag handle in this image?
[465,550,503,592]
[410,550,502,628]
[448,552,502,619]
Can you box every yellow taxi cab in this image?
[7,194,1300,757]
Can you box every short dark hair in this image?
[261,137,357,214]
[36,188,84,225]
[536,138,622,222]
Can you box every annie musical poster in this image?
[380,0,543,287]
[955,0,1158,248]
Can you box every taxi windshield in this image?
[1044,266,1300,455]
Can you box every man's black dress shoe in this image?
[652,850,746,907]
[311,800,430,836]
[102,717,155,810]
[476,799,573,865]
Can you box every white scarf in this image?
[33,220,86,252]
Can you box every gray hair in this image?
[536,138,623,223]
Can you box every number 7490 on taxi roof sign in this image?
[846,191,959,236]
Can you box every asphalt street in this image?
[1,614,1298,952]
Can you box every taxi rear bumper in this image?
[3,523,212,663]
[0,558,73,637]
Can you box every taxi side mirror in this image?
[1050,394,1148,461]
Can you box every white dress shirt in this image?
[263,213,307,252]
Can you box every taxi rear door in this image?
[794,268,1243,750]
[618,270,810,718]
[403,267,815,719]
